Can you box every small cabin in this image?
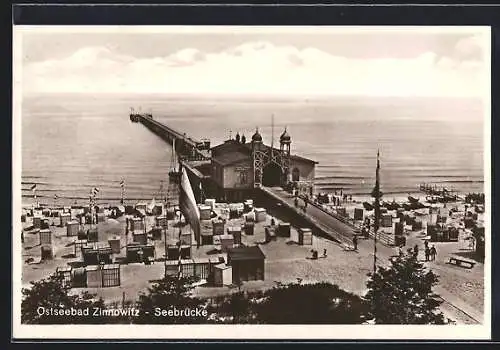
[227,246,265,283]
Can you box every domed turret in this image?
[280,127,291,143]
[252,127,262,143]
[280,126,291,156]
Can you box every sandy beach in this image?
[20,193,484,325]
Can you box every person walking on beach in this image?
[352,235,358,251]
[430,245,437,261]
[425,246,430,261]
[323,249,327,258]
[413,244,419,259]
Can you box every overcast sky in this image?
[16,26,489,97]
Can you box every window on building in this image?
[240,171,248,184]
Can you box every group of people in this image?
[424,241,437,261]
[294,195,309,213]
[412,241,437,261]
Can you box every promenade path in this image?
[261,187,484,324]
[263,187,395,257]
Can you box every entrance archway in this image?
[262,162,283,187]
[292,167,300,181]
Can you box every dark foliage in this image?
[209,281,367,324]
[21,274,109,324]
[135,275,207,324]
[254,282,368,324]
[364,250,446,324]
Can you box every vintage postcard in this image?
[12,25,491,340]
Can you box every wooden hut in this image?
[108,236,121,254]
[87,227,99,243]
[201,231,213,245]
[41,245,53,260]
[212,219,224,236]
[254,208,267,222]
[198,205,212,220]
[277,222,290,237]
[243,221,255,236]
[227,227,242,246]
[354,208,364,221]
[180,232,192,246]
[101,264,121,287]
[298,228,313,245]
[265,226,277,242]
[220,234,234,252]
[213,264,232,286]
[56,266,73,288]
[130,217,144,232]
[166,244,191,260]
[66,221,79,237]
[204,199,216,211]
[132,231,147,245]
[39,229,52,245]
[156,216,168,228]
[227,246,265,283]
[33,216,42,229]
[59,213,71,227]
[86,265,102,288]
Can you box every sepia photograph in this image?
[12,25,490,339]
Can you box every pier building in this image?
[209,128,317,202]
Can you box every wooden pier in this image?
[131,112,210,161]
[133,114,395,248]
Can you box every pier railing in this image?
[260,187,352,247]
[134,113,210,161]
[307,199,395,247]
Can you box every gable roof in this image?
[228,245,266,261]
[211,140,317,165]
[212,151,250,166]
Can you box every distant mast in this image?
[371,150,382,275]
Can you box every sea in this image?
[20,93,485,207]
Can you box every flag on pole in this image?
[30,184,37,191]
[92,187,100,197]
[371,150,382,232]
[179,167,201,247]
[54,194,58,200]
[120,180,125,204]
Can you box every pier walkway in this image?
[132,113,210,161]
[260,187,395,255]
[260,187,396,250]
